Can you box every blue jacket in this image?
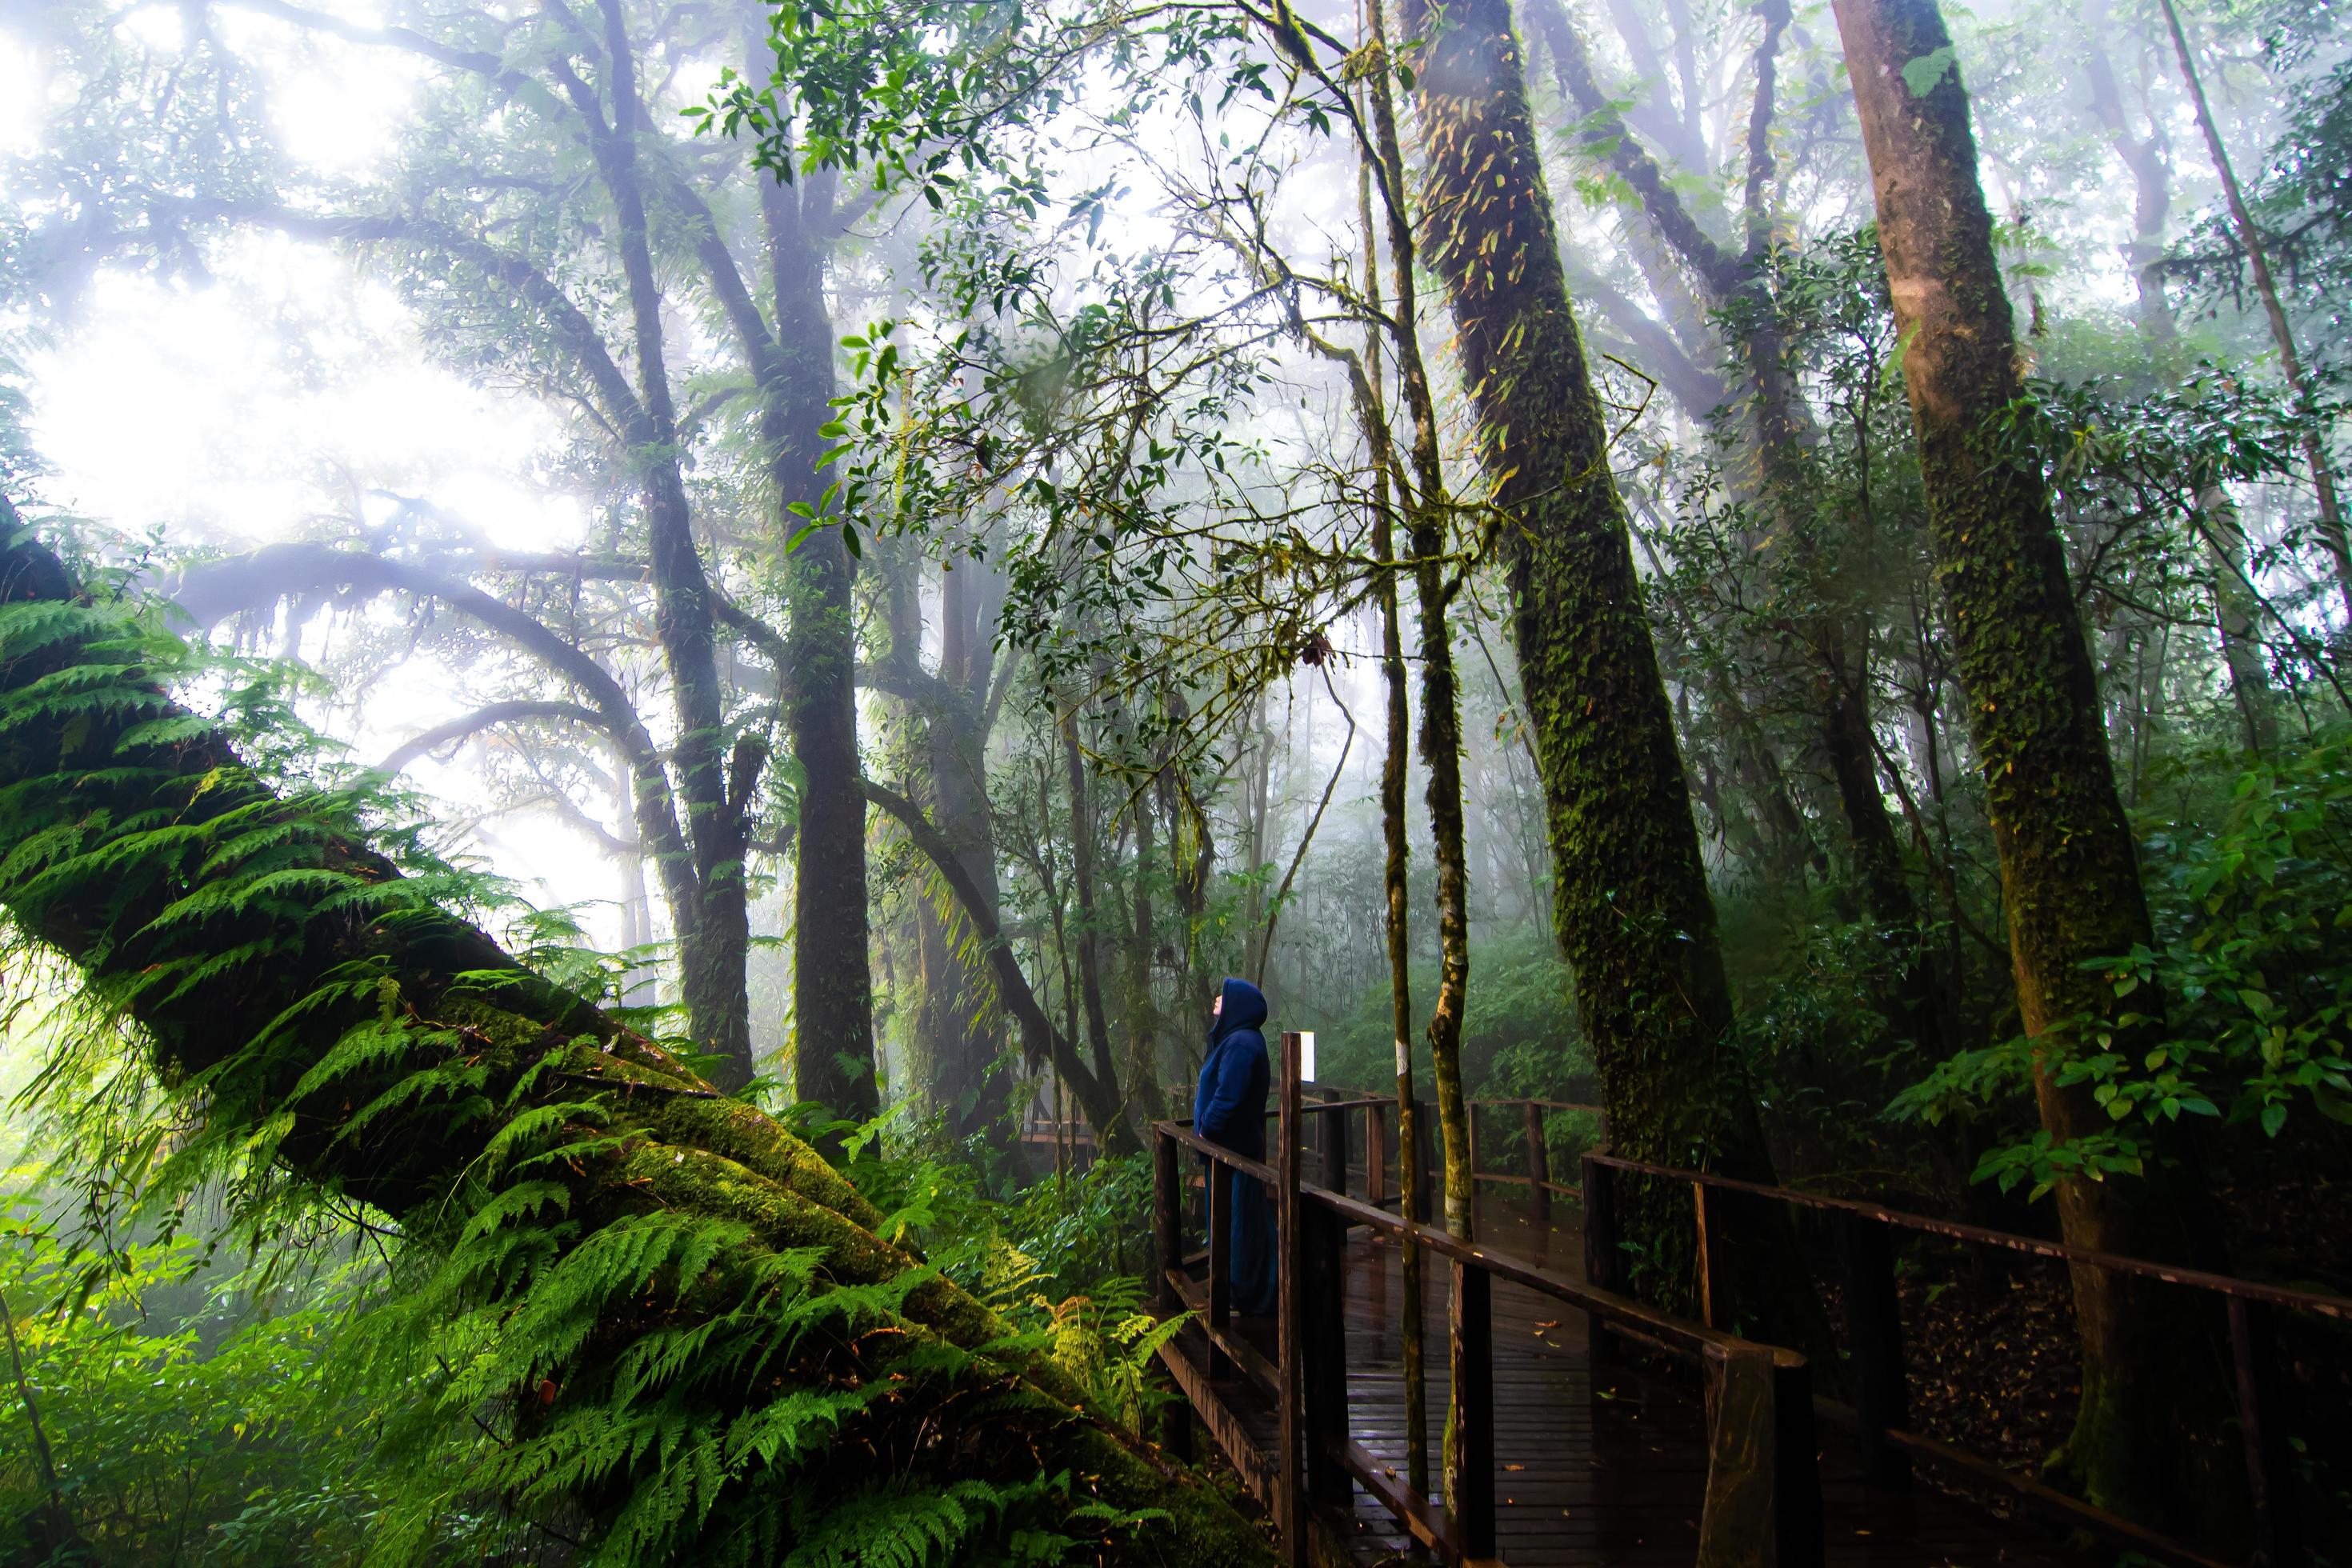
[1194,976,1270,1160]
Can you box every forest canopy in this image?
[0,0,2349,1560]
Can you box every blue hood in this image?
[1206,975,1267,1049]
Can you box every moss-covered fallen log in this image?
[0,508,1270,1566]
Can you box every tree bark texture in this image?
[1399,0,1788,1321]
[1832,0,2236,1530]
[578,2,759,1087]
[762,181,880,1126]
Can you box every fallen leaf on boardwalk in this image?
[1534,1319,1559,1331]
[1503,1463,1523,1471]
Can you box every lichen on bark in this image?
[1829,0,2237,1534]
[1397,0,1793,1330]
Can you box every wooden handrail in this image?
[1154,1053,1822,1568]
[1587,1150,2352,1322]
[1158,1122,1775,1366]
[1583,1148,2326,1568]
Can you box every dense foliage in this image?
[1,0,2350,1555]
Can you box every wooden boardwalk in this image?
[1169,1195,2098,1567]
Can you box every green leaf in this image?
[1901,46,1958,98]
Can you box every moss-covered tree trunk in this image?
[1351,132,1432,1498]
[1398,0,1790,1325]
[1830,0,2235,1531]
[0,514,1262,1565]
[762,182,882,1126]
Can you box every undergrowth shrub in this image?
[1894,738,2352,1200]
[0,1203,382,1566]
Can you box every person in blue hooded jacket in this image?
[1194,976,1278,1317]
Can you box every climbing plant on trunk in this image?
[1395,0,1790,1326]
[1830,0,2238,1533]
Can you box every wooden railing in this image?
[1300,1084,1604,1227]
[1584,1151,2352,1568]
[1153,1036,1822,1567]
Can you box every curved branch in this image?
[156,201,655,447]
[379,698,615,774]
[168,543,697,934]
[861,778,1136,1154]
[1526,0,1742,299]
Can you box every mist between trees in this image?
[0,0,2348,1559]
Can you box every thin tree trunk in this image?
[1355,0,1481,1505]
[1356,132,1432,1498]
[2082,2,2279,746]
[760,172,880,1126]
[2156,0,2352,627]
[1833,0,2237,1532]
[1061,706,1122,1114]
[1124,772,1166,1125]
[581,0,756,1086]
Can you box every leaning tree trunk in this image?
[1398,0,1794,1330]
[1831,0,2237,1534]
[0,513,1263,1566]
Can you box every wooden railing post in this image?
[1414,1098,1438,1225]
[2230,1296,2306,1568]
[1696,1350,1823,1568]
[1154,1129,1183,1318]
[1451,1262,1497,1561]
[1365,1102,1389,1206]
[1278,1031,1305,1562]
[1692,1181,1718,1330]
[1318,1102,1345,1193]
[1838,1210,1911,1489]
[1582,1152,1619,1364]
[1300,1203,1351,1510]
[1207,1155,1233,1383]
[1771,1354,1826,1568]
[1524,1100,1550,1225]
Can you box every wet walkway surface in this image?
[1174,1197,2100,1566]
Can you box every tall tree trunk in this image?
[0,519,1264,1565]
[1354,119,1432,1500]
[760,169,880,1126]
[1353,1,1482,1506]
[1061,705,1123,1122]
[580,0,757,1086]
[881,557,1006,1138]
[1124,775,1166,1123]
[1398,0,1790,1328]
[1832,0,2235,1530]
[930,562,1010,1132]
[1410,553,1476,1253]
